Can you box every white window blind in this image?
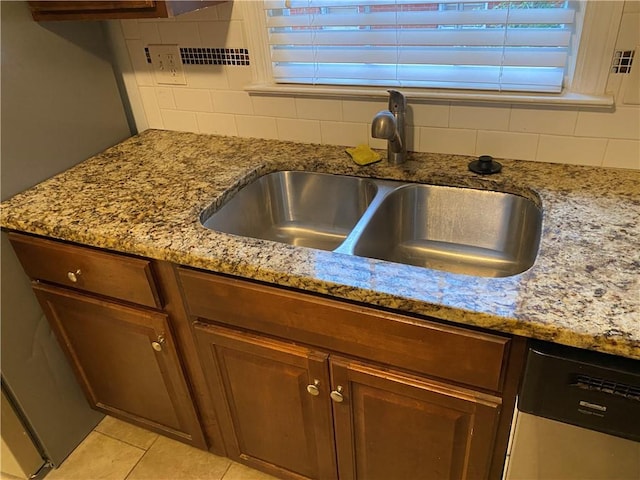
[263,0,576,93]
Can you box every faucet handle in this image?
[387,89,406,111]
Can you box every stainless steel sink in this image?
[201,171,378,251]
[201,171,542,277]
[349,184,542,277]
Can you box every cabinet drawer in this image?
[178,268,510,393]
[9,233,162,309]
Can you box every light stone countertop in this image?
[1,130,638,359]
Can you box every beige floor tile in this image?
[0,473,24,480]
[45,431,144,480]
[126,436,231,480]
[95,416,158,450]
[222,462,279,480]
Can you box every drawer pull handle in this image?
[306,379,321,396]
[330,386,344,403]
[67,269,82,283]
[151,335,166,352]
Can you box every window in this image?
[261,0,577,93]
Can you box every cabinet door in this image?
[330,357,501,480]
[28,1,222,20]
[32,283,205,449]
[194,323,337,480]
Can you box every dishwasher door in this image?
[504,342,640,480]
[505,410,640,480]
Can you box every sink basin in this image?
[201,171,542,277]
[201,171,378,251]
[350,184,542,277]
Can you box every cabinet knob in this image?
[151,335,166,352]
[306,379,320,396]
[67,269,82,283]
[330,386,344,403]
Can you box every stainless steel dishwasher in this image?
[504,341,640,480]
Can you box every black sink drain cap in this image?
[469,155,502,175]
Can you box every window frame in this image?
[241,0,621,107]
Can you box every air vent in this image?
[144,47,250,66]
[573,374,640,401]
[181,47,249,66]
[611,50,635,74]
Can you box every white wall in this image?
[111,1,640,170]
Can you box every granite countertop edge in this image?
[2,130,638,360]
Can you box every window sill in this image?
[245,83,614,109]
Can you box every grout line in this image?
[123,452,146,480]
[82,431,146,480]
[533,133,541,161]
[219,460,233,480]
[473,128,479,156]
[94,417,161,452]
[95,428,159,451]
[571,107,581,136]
[123,436,160,480]
[601,138,610,167]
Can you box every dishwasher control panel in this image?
[518,341,640,442]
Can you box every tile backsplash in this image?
[111,1,640,170]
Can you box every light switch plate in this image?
[148,44,187,85]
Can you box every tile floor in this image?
[3,416,277,480]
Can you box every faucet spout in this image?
[371,111,401,145]
[371,90,407,165]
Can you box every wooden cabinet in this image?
[7,231,525,479]
[178,269,510,392]
[8,233,206,449]
[194,324,337,480]
[8,232,162,308]
[180,268,525,480]
[28,1,223,21]
[330,357,500,480]
[194,323,502,480]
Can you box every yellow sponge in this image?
[346,144,381,166]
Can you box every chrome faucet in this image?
[371,90,407,165]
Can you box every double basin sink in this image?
[201,171,542,278]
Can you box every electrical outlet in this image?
[148,44,186,85]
